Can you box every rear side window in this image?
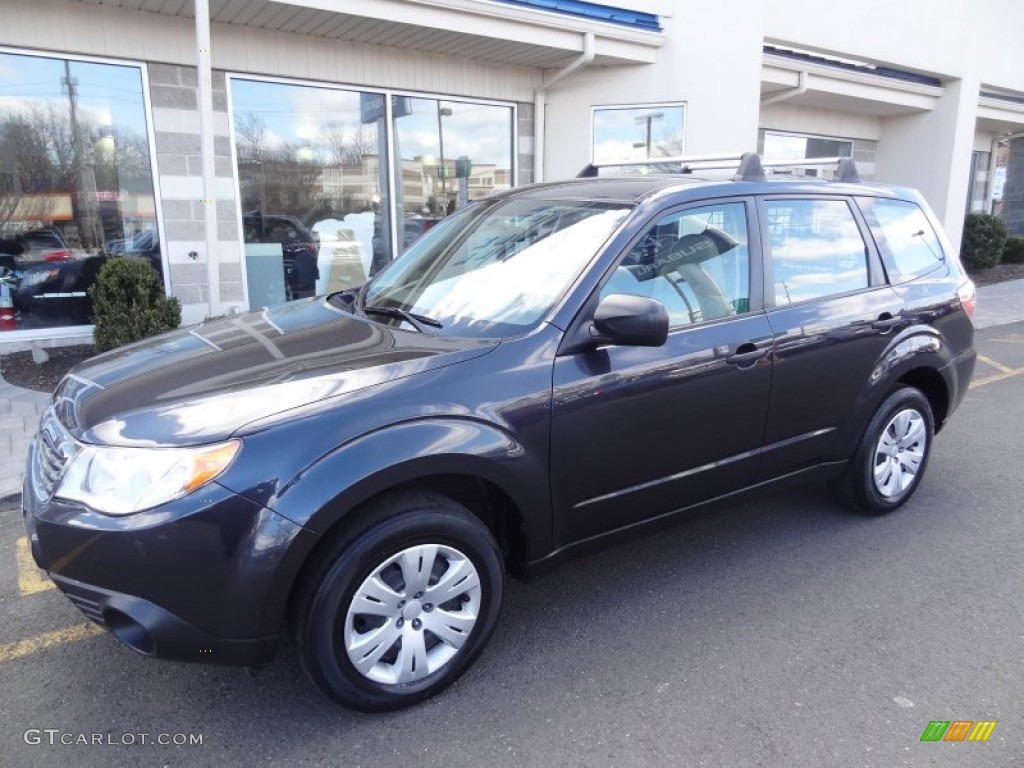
[764,198,868,305]
[857,197,944,283]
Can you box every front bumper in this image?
[22,447,319,666]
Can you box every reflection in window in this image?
[365,200,629,338]
[230,79,392,308]
[391,98,513,255]
[592,104,685,173]
[858,197,944,283]
[0,52,157,330]
[765,199,868,304]
[601,202,750,327]
[763,131,853,179]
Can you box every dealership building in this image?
[1,0,1022,344]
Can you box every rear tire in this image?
[832,387,934,515]
[292,492,504,712]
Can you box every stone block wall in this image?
[148,64,244,324]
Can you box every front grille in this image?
[31,412,77,501]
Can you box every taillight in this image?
[43,249,71,261]
[957,279,976,320]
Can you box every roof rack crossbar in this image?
[575,152,862,183]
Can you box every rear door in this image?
[756,195,905,479]
[550,198,774,547]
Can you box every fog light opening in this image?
[104,609,155,655]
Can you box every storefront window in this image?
[230,78,392,308]
[763,131,853,178]
[592,104,686,171]
[391,98,513,255]
[0,52,157,331]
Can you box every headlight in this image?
[56,440,241,515]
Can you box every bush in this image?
[960,213,1007,271]
[89,257,181,352]
[1002,236,1024,264]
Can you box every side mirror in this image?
[592,293,669,347]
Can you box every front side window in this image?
[857,197,944,283]
[362,199,631,338]
[0,52,158,330]
[764,199,868,305]
[600,202,751,328]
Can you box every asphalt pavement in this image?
[1,320,1023,767]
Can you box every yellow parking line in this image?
[970,367,1024,389]
[0,623,104,663]
[15,536,54,595]
[991,334,1024,344]
[976,353,1014,373]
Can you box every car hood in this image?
[53,298,497,446]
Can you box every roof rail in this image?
[576,153,745,178]
[576,152,862,183]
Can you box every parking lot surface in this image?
[1,321,1023,768]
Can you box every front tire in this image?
[293,493,504,711]
[833,387,934,515]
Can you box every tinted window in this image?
[765,199,868,305]
[600,202,751,328]
[858,197,944,283]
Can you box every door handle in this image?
[872,313,901,333]
[726,342,769,367]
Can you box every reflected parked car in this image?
[0,228,72,269]
[14,254,107,324]
[243,213,319,300]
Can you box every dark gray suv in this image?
[23,154,976,711]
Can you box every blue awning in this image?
[490,0,661,31]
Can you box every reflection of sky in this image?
[593,105,684,163]
[231,80,512,168]
[412,208,629,327]
[0,52,148,135]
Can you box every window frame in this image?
[591,196,763,333]
[755,194,887,310]
[0,45,167,313]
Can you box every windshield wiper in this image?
[361,304,443,333]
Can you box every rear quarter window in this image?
[857,197,945,284]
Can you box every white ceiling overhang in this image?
[761,53,944,117]
[74,0,664,69]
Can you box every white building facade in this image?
[1,0,1022,342]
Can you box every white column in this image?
[194,0,221,316]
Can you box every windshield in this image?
[361,198,632,337]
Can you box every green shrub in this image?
[89,257,181,352]
[1002,236,1024,264]
[960,213,1007,271]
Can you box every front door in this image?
[550,200,774,548]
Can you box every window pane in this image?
[858,197,944,283]
[231,79,391,307]
[0,53,157,330]
[392,98,513,256]
[365,199,630,338]
[763,132,852,179]
[601,202,750,327]
[765,199,868,304]
[592,104,685,173]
